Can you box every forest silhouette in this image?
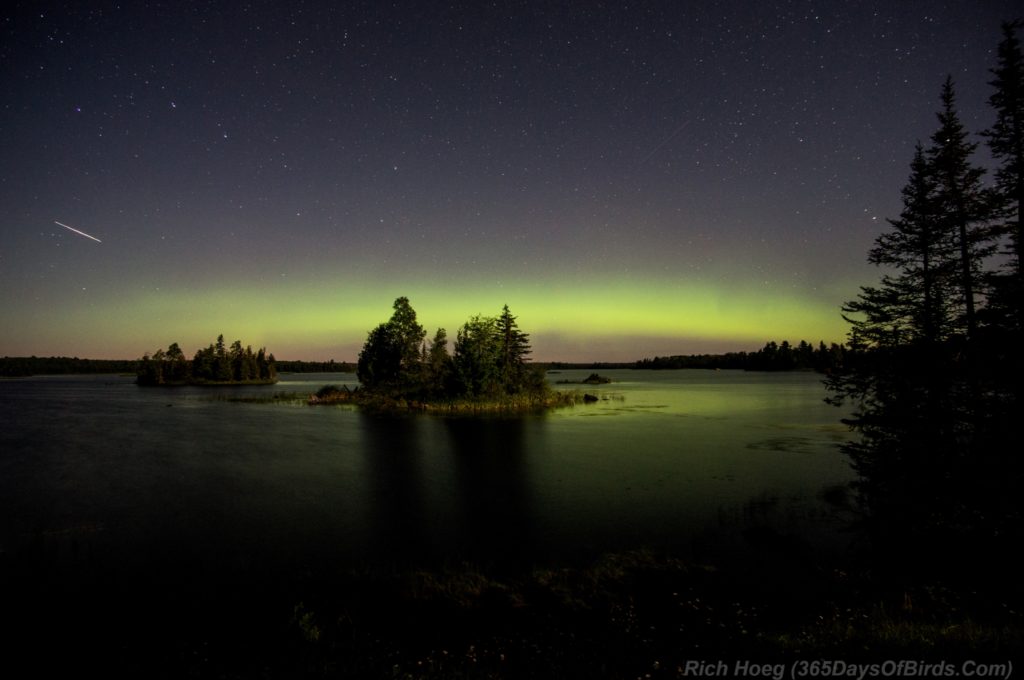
[825,21,1023,575]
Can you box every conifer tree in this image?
[214,334,232,381]
[828,76,1012,544]
[426,327,452,395]
[496,304,532,393]
[453,315,501,398]
[984,20,1024,329]
[843,144,957,348]
[828,132,976,534]
[927,77,998,340]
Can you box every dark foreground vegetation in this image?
[824,22,1024,566]
[13,543,1021,679]
[279,552,1023,677]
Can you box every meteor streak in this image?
[638,120,692,166]
[54,221,102,243]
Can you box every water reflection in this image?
[443,417,535,570]
[357,412,430,566]
[355,412,541,570]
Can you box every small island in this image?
[137,335,277,386]
[310,297,583,412]
[556,372,612,385]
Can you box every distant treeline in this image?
[0,356,138,377]
[1,356,355,378]
[5,342,845,378]
[276,359,355,373]
[636,340,845,372]
[536,361,635,371]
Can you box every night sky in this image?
[2,1,1018,362]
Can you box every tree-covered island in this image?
[311,297,582,411]
[137,335,277,385]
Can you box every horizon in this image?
[1,329,839,366]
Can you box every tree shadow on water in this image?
[357,412,432,567]
[442,417,538,573]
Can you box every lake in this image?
[0,369,856,664]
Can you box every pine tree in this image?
[496,304,532,393]
[257,347,272,380]
[826,76,1021,548]
[426,327,452,395]
[214,334,232,381]
[844,144,958,347]
[827,131,979,538]
[984,20,1024,330]
[229,339,244,381]
[389,296,427,380]
[927,77,998,341]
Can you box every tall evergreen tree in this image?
[425,327,452,395]
[389,296,427,378]
[828,74,1019,550]
[844,144,957,347]
[257,347,275,381]
[496,304,532,393]
[265,352,277,381]
[214,334,232,381]
[828,133,978,539]
[984,20,1024,330]
[229,339,244,381]
[927,77,998,340]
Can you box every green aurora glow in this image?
[7,268,851,362]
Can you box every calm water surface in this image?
[0,370,855,599]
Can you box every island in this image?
[555,372,612,385]
[136,335,277,386]
[310,297,584,412]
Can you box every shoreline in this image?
[136,378,280,387]
[307,384,589,413]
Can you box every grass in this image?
[263,550,1024,679]
[204,390,310,404]
[14,546,1021,678]
[307,384,589,413]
